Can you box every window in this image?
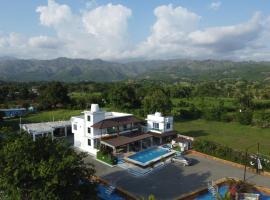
[87,115,91,122]
[73,124,77,130]
[88,127,91,134]
[153,122,159,130]
[88,139,91,146]
[166,123,171,129]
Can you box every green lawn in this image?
[175,119,270,155]
[1,109,82,130]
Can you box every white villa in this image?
[71,104,178,156]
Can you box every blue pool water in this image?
[128,147,170,163]
[196,185,270,200]
[97,184,124,200]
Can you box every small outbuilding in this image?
[172,135,194,152]
[21,121,71,141]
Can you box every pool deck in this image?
[84,153,270,200]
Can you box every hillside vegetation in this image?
[1,58,270,82]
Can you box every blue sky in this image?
[0,0,270,60]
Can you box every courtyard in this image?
[85,153,270,200]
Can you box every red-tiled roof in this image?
[148,130,177,138]
[91,116,141,129]
[101,132,152,148]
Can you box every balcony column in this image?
[140,140,143,150]
[160,137,162,145]
[127,144,130,152]
[150,137,153,147]
[64,126,67,137]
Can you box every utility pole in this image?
[243,149,248,182]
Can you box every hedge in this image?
[193,140,270,172]
[96,150,118,165]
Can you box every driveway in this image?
[85,154,270,200]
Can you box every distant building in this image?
[0,108,27,118]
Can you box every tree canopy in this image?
[39,82,70,109]
[143,89,172,115]
[0,133,97,200]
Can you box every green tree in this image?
[109,84,140,109]
[237,109,253,125]
[39,82,70,109]
[143,89,172,115]
[237,93,254,109]
[0,133,97,200]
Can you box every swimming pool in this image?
[125,147,175,167]
[196,185,270,200]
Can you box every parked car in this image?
[173,155,192,166]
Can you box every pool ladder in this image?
[207,181,217,199]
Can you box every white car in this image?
[173,155,192,166]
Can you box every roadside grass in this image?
[0,109,82,130]
[175,119,270,155]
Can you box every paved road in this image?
[85,154,270,200]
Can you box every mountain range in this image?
[0,57,270,82]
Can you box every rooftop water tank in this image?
[91,104,100,112]
[155,112,162,117]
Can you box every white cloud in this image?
[188,12,263,52]
[28,36,62,49]
[36,0,73,27]
[126,5,201,59]
[128,6,268,60]
[0,1,270,61]
[210,1,222,11]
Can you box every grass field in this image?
[1,109,82,130]
[175,119,270,155]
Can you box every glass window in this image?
[88,139,91,146]
[153,123,159,130]
[73,124,77,130]
[87,115,91,122]
[88,127,91,134]
[166,123,171,129]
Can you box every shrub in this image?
[236,109,253,125]
[255,111,270,128]
[96,150,118,165]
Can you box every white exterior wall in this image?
[147,112,173,133]
[71,104,137,155]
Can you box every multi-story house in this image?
[71,104,177,155]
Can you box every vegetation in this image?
[0,132,97,200]
[2,58,270,82]
[175,119,270,155]
[2,77,270,164]
[96,150,118,165]
[193,140,270,172]
[38,82,70,109]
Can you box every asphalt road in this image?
[85,154,270,200]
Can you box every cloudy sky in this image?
[0,0,270,60]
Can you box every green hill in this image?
[0,58,270,82]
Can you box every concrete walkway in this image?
[85,154,270,200]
